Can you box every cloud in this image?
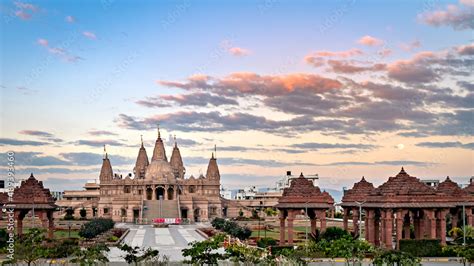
[158,72,343,96]
[13,152,71,166]
[16,86,38,95]
[36,38,83,63]
[400,40,422,51]
[320,160,434,167]
[83,31,97,40]
[136,92,238,108]
[0,138,49,146]
[60,152,134,166]
[13,1,38,20]
[416,141,474,149]
[290,142,377,151]
[88,130,119,136]
[456,43,474,55]
[19,130,63,143]
[165,134,199,147]
[357,35,384,46]
[75,139,126,147]
[326,60,386,74]
[305,48,363,60]
[184,156,315,168]
[418,3,474,30]
[228,47,250,56]
[386,51,440,83]
[65,15,75,23]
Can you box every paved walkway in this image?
[108,223,206,262]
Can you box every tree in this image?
[182,234,227,265]
[225,243,266,264]
[8,228,47,266]
[317,235,373,266]
[119,244,161,266]
[264,207,278,217]
[71,244,110,265]
[373,249,421,266]
[80,208,87,219]
[449,226,474,244]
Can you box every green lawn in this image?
[251,226,312,240]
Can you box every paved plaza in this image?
[108,223,207,262]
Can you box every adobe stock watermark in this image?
[4,151,16,260]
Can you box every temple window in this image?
[103,208,109,214]
[189,185,195,193]
[124,186,131,193]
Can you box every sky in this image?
[0,0,473,194]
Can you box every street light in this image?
[355,201,366,240]
[305,200,309,250]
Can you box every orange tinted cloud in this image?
[357,35,384,46]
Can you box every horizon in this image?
[1,0,473,193]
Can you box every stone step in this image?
[143,200,179,219]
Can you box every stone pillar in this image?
[439,209,447,245]
[287,211,295,245]
[366,209,375,245]
[384,209,393,249]
[426,209,437,239]
[164,185,168,201]
[310,218,317,235]
[352,208,359,236]
[467,208,473,227]
[17,216,23,236]
[343,208,349,231]
[279,215,286,245]
[380,211,386,244]
[319,210,327,232]
[374,215,380,246]
[152,187,156,200]
[396,210,404,249]
[404,215,411,240]
[48,212,54,239]
[451,211,458,228]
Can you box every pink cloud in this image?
[37,38,48,47]
[14,1,38,11]
[456,43,474,55]
[15,10,31,20]
[83,31,97,40]
[308,48,363,58]
[400,40,422,51]
[228,47,250,56]
[378,48,392,57]
[65,16,75,23]
[418,3,474,30]
[357,35,384,46]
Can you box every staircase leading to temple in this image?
[143,200,179,220]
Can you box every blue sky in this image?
[0,0,473,192]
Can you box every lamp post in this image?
[305,200,309,250]
[355,201,366,240]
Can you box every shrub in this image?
[108,236,119,242]
[210,218,252,240]
[79,218,115,239]
[373,249,421,266]
[44,238,80,259]
[318,226,351,242]
[257,237,277,248]
[399,239,441,257]
[0,229,7,249]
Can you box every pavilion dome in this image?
[437,177,474,206]
[342,177,375,206]
[276,173,334,208]
[364,168,453,208]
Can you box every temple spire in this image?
[99,147,113,182]
[140,134,144,147]
[170,137,185,179]
[151,124,167,161]
[134,136,149,179]
[174,134,177,147]
[103,144,107,159]
[206,152,220,180]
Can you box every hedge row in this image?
[399,239,441,257]
[211,218,252,240]
[79,218,115,239]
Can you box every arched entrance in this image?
[146,187,153,200]
[167,187,174,200]
[194,208,200,222]
[181,208,188,219]
[156,187,165,200]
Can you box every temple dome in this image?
[144,159,175,182]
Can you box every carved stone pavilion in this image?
[275,173,334,245]
[342,168,474,249]
[0,174,57,238]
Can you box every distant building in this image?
[220,186,232,200]
[235,186,258,200]
[421,179,440,188]
[50,191,64,200]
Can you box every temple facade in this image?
[95,128,222,223]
